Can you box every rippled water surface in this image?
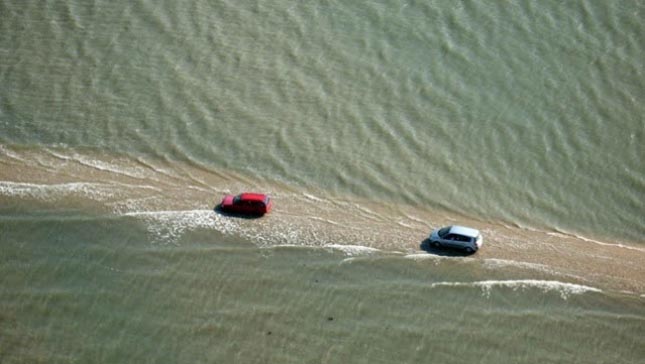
[1,1,644,362]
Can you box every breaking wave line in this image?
[429,279,602,299]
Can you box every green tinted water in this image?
[1,1,644,362]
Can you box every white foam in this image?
[430,279,601,299]
[395,220,414,228]
[263,224,314,247]
[43,151,150,180]
[302,193,325,202]
[268,244,308,249]
[0,145,26,162]
[483,258,557,274]
[0,181,163,203]
[78,157,148,179]
[123,210,310,248]
[123,209,238,244]
[0,181,117,201]
[403,214,427,225]
[123,209,337,247]
[547,232,645,252]
[404,253,461,262]
[352,203,384,221]
[324,244,381,256]
[308,216,341,226]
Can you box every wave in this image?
[403,253,474,263]
[547,231,645,253]
[429,279,602,299]
[44,150,150,180]
[0,181,118,201]
[482,258,558,274]
[2,146,643,294]
[302,193,325,202]
[122,209,338,247]
[0,180,165,204]
[323,244,382,256]
[123,209,239,245]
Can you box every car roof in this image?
[449,225,480,238]
[238,192,269,202]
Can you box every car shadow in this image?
[213,204,265,219]
[419,238,476,257]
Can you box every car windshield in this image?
[438,227,451,238]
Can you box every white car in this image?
[429,225,483,254]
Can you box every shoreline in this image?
[1,145,644,294]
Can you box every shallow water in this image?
[1,0,644,362]
[2,212,644,363]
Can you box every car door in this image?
[250,201,262,214]
[234,199,249,213]
[242,200,254,214]
[454,234,470,249]
[441,234,458,248]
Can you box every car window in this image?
[438,227,451,237]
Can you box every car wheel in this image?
[464,247,474,254]
[431,241,441,248]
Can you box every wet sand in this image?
[2,145,644,294]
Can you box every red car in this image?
[219,192,272,215]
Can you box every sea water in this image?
[1,1,644,363]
